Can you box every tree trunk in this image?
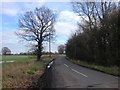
[37,41,42,61]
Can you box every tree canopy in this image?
[2,47,11,55]
[58,45,65,54]
[16,6,56,61]
[66,2,119,66]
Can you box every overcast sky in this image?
[0,0,82,54]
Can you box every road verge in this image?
[28,59,54,89]
[66,57,120,77]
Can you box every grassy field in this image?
[68,58,120,77]
[1,55,36,62]
[1,55,55,88]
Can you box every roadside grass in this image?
[2,55,55,88]
[67,58,120,77]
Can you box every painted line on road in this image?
[115,77,118,79]
[71,68,88,77]
[64,64,69,67]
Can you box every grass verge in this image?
[66,57,120,77]
[2,55,55,88]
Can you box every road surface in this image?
[46,56,119,88]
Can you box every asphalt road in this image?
[47,56,119,88]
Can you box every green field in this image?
[1,55,55,88]
[1,55,36,62]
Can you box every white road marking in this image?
[115,77,118,79]
[71,68,88,77]
[64,64,69,67]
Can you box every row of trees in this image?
[66,2,119,66]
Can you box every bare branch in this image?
[16,6,56,60]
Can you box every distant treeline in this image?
[66,2,119,66]
[5,52,59,55]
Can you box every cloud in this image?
[23,2,45,11]
[0,29,28,54]
[1,43,27,54]
[2,8,19,16]
[54,10,80,40]
[50,10,81,52]
[58,10,80,23]
[1,2,44,17]
[1,0,71,2]
[1,2,46,16]
[55,22,78,36]
[1,2,21,16]
[1,29,59,53]
[2,29,18,44]
[1,8,82,53]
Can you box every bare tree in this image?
[16,6,56,61]
[72,2,114,29]
[68,1,119,65]
[2,47,11,55]
[58,45,65,54]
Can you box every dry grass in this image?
[2,55,55,88]
[2,62,44,88]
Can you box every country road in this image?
[45,56,119,89]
